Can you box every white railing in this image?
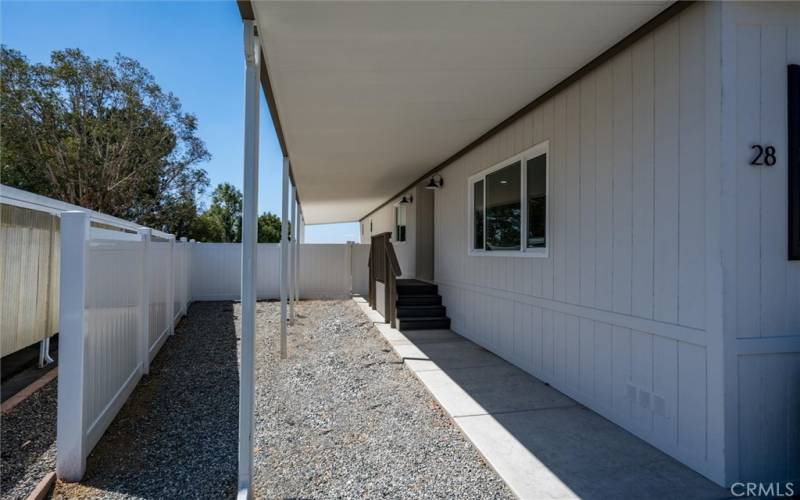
[56,211,189,481]
[189,242,370,301]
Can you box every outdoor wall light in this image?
[425,174,444,190]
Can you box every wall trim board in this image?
[437,279,707,347]
[736,335,800,356]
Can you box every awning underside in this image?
[252,1,669,224]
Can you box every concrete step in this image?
[398,316,451,330]
[397,305,447,318]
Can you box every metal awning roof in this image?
[241,1,676,224]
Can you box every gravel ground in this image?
[54,302,239,499]
[250,300,512,499]
[1,379,57,500]
[9,300,511,499]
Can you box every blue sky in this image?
[1,0,359,243]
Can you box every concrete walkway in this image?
[354,297,729,500]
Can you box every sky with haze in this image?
[1,0,360,243]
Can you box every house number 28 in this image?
[750,144,777,166]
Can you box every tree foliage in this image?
[0,46,210,234]
[258,212,282,243]
[188,182,285,243]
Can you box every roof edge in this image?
[238,0,300,205]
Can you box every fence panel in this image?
[189,242,371,300]
[84,238,142,451]
[56,211,189,482]
[298,244,349,298]
[148,239,171,359]
[350,243,370,296]
[189,243,241,300]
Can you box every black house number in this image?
[750,144,777,166]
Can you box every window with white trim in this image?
[468,141,548,257]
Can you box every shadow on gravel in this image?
[56,301,239,499]
[0,379,57,499]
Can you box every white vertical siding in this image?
[363,188,418,278]
[653,18,681,324]
[721,1,800,484]
[434,3,722,483]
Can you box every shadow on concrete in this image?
[392,327,729,500]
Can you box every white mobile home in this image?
[238,1,799,489]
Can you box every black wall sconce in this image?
[425,174,444,190]
[398,194,413,205]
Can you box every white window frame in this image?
[394,204,408,244]
[467,140,549,258]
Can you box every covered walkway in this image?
[355,297,728,499]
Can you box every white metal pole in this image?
[238,19,260,500]
[280,157,290,358]
[56,211,89,482]
[297,212,303,299]
[289,191,297,324]
[138,228,151,374]
[294,202,300,304]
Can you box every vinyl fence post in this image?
[56,211,89,482]
[189,239,196,305]
[138,228,152,375]
[180,237,188,315]
[168,234,175,334]
[347,241,353,295]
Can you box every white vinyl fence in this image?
[189,242,370,301]
[3,185,371,483]
[57,212,190,481]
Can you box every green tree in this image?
[0,47,210,234]
[185,183,241,242]
[258,212,282,243]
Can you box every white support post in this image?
[167,234,175,334]
[238,19,260,500]
[297,213,303,299]
[289,190,297,324]
[294,203,300,303]
[138,228,152,375]
[56,211,89,482]
[280,157,290,359]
